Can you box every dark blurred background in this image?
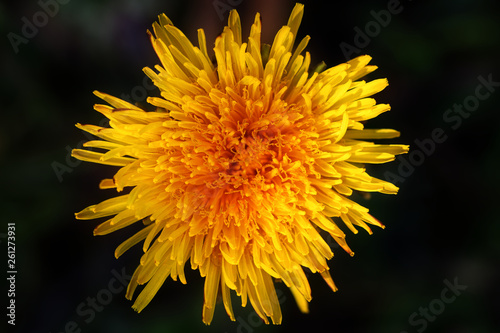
[1,0,499,332]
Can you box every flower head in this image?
[73,3,408,325]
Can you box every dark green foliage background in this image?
[1,0,499,332]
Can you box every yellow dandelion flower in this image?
[73,3,408,325]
